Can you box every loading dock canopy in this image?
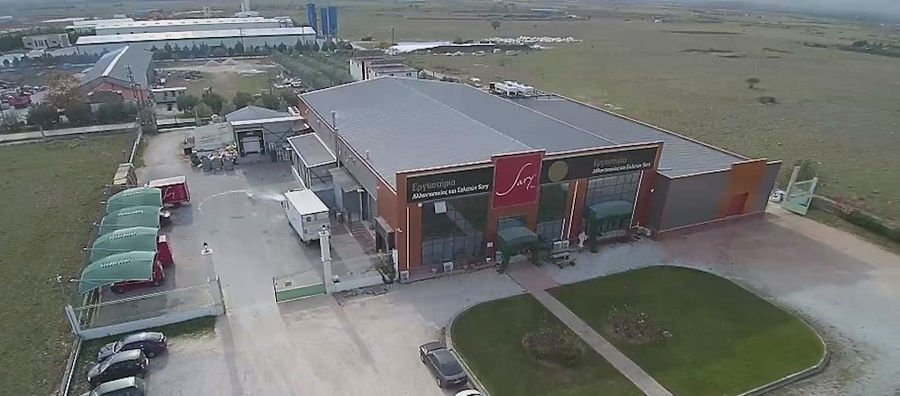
[496,226,539,250]
[90,226,159,262]
[99,206,161,236]
[79,251,156,294]
[106,187,162,213]
[588,200,634,221]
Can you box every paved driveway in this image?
[138,131,525,395]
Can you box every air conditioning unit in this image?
[552,240,570,250]
[399,270,410,280]
[443,262,454,272]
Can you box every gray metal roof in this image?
[301,77,744,186]
[302,78,530,188]
[81,45,152,89]
[76,27,315,45]
[288,134,335,167]
[226,105,288,123]
[514,96,743,177]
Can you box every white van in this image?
[284,189,330,244]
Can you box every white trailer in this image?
[284,189,330,244]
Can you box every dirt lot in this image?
[336,4,900,222]
[158,58,281,103]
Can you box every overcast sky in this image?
[675,0,900,20]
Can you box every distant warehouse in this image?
[92,17,293,35]
[75,27,317,54]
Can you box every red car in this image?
[110,260,165,294]
[8,94,31,109]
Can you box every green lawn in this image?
[452,294,642,396]
[550,266,826,395]
[0,134,134,395]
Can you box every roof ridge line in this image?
[459,84,620,146]
[102,45,129,78]
[395,78,533,151]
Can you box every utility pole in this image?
[125,65,144,128]
[391,25,395,45]
[331,110,340,167]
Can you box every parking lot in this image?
[127,131,527,395]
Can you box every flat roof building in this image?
[75,27,317,54]
[92,17,292,35]
[291,77,780,276]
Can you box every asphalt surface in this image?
[136,131,525,395]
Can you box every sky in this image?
[673,0,900,20]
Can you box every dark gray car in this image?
[97,332,167,362]
[87,350,149,387]
[419,342,468,388]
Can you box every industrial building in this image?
[22,33,71,50]
[75,27,317,54]
[91,17,292,36]
[349,54,418,81]
[290,77,780,276]
[80,45,154,103]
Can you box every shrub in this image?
[522,326,585,367]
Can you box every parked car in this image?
[87,350,149,387]
[110,259,165,294]
[419,342,468,388]
[97,332,167,362]
[455,390,483,396]
[81,376,146,396]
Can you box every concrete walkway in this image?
[507,263,673,396]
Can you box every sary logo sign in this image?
[492,151,543,209]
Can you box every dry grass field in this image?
[335,2,900,222]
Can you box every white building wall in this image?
[96,21,283,35]
[349,58,364,81]
[76,34,315,55]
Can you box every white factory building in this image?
[92,17,292,35]
[75,27,317,54]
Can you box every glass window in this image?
[583,171,641,237]
[536,182,569,242]
[421,193,488,265]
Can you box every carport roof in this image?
[301,77,747,184]
[99,206,160,236]
[106,187,162,214]
[90,226,159,262]
[79,251,156,294]
[288,133,335,167]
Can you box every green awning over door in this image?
[78,251,156,294]
[99,206,161,236]
[90,226,159,262]
[588,200,634,222]
[106,187,163,213]
[496,225,539,250]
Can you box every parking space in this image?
[142,270,523,395]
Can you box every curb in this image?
[445,303,493,396]
[57,336,82,396]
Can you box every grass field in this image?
[328,2,900,222]
[0,134,134,395]
[452,294,642,396]
[550,266,826,395]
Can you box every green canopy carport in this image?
[78,251,156,294]
[90,226,159,262]
[106,187,163,214]
[99,206,161,236]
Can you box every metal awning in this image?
[106,187,162,213]
[496,226,539,250]
[588,200,634,221]
[99,206,160,236]
[328,167,362,193]
[78,251,156,294]
[90,226,159,262]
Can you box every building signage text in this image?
[405,167,493,202]
[541,146,658,184]
[492,151,544,209]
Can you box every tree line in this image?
[151,39,352,61]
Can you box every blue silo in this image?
[320,7,329,38]
[327,6,338,37]
[306,3,317,36]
